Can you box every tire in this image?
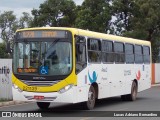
[129,81,138,101]
[37,102,50,110]
[121,81,138,101]
[84,86,96,110]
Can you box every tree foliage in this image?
[0,11,32,58]
[0,11,32,43]
[0,11,18,44]
[111,0,137,35]
[1,0,160,61]
[112,0,160,62]
[112,0,160,40]
[19,12,32,29]
[75,0,112,33]
[31,0,77,27]
[0,42,9,58]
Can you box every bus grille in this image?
[21,80,60,86]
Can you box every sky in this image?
[0,0,84,18]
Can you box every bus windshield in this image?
[13,40,72,76]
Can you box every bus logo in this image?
[88,71,98,83]
[136,70,141,80]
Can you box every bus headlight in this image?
[13,84,18,89]
[59,84,73,94]
[12,84,23,92]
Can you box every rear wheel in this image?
[121,81,137,101]
[37,102,50,110]
[129,81,138,101]
[84,86,96,110]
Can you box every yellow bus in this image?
[12,27,151,110]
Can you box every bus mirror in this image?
[75,35,85,43]
[76,44,84,54]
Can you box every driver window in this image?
[75,36,87,74]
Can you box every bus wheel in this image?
[121,81,137,101]
[130,81,138,101]
[37,102,50,109]
[127,81,138,101]
[84,85,96,110]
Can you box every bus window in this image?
[114,42,125,63]
[143,46,150,64]
[75,36,87,74]
[88,38,101,63]
[135,45,143,64]
[125,44,134,64]
[102,40,114,63]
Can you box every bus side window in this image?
[102,40,114,63]
[75,36,87,74]
[114,42,125,63]
[88,38,101,63]
[143,46,150,64]
[135,45,143,64]
[125,44,134,64]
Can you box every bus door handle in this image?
[119,81,122,83]
[109,82,112,84]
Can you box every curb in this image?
[0,101,30,107]
[151,84,160,87]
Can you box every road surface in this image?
[0,86,160,120]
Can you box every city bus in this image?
[12,27,151,110]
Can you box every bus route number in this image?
[22,31,35,38]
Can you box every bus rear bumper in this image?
[12,86,75,103]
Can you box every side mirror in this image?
[75,35,85,54]
[76,43,84,54]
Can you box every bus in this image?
[12,27,151,110]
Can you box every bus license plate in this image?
[23,86,37,91]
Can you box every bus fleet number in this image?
[23,86,37,91]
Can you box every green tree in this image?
[19,12,32,28]
[31,0,77,27]
[0,42,9,58]
[0,11,32,58]
[0,11,18,44]
[111,0,137,35]
[112,0,160,41]
[125,0,160,62]
[75,0,112,33]
[124,0,160,41]
[112,0,160,62]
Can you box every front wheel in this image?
[37,102,50,110]
[84,86,96,110]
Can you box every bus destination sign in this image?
[16,30,68,39]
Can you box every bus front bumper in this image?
[12,86,76,103]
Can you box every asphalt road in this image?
[0,86,160,120]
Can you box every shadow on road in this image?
[29,96,148,117]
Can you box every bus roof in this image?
[16,27,151,46]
